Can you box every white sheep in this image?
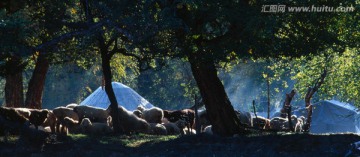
[270,115,298,131]
[65,103,78,109]
[80,118,92,127]
[269,117,287,130]
[132,110,143,118]
[252,116,270,130]
[62,117,80,134]
[73,105,110,123]
[162,119,187,135]
[117,106,150,134]
[203,125,213,135]
[13,108,32,119]
[80,118,113,135]
[53,107,79,133]
[236,110,252,127]
[295,116,306,132]
[149,123,167,135]
[183,127,196,135]
[41,110,57,133]
[137,106,164,124]
[14,108,57,133]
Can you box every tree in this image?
[0,9,33,107]
[24,0,75,109]
[1,0,79,109]
[74,0,147,133]
[144,0,357,136]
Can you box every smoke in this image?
[219,60,296,115]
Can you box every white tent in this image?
[294,100,360,134]
[80,82,154,111]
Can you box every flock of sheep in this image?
[0,104,198,137]
[203,111,307,135]
[0,104,306,138]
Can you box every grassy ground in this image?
[1,133,360,157]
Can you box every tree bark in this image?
[25,54,49,109]
[267,77,270,119]
[5,71,24,107]
[99,37,123,134]
[194,95,201,136]
[188,53,244,136]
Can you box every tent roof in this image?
[321,100,357,112]
[309,100,359,134]
[80,82,153,111]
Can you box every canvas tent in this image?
[80,82,154,111]
[293,100,360,134]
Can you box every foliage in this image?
[136,59,199,109]
[263,48,360,106]
[0,9,33,76]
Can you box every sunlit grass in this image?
[68,133,179,147]
[0,135,19,143]
[68,133,88,141]
[117,134,179,147]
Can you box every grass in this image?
[0,135,19,143]
[68,133,179,147]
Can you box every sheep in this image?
[235,110,252,127]
[270,115,299,131]
[133,109,143,118]
[137,106,164,124]
[13,108,57,133]
[149,123,167,135]
[252,116,270,130]
[0,107,28,124]
[29,109,49,130]
[163,119,187,135]
[62,117,80,134]
[183,127,196,135]
[73,105,110,123]
[65,103,78,109]
[282,115,298,130]
[0,107,29,142]
[163,122,181,135]
[79,118,113,135]
[29,125,52,133]
[203,125,213,135]
[269,117,287,130]
[107,116,113,128]
[53,107,79,133]
[161,117,170,124]
[163,109,195,134]
[295,116,306,132]
[197,110,211,132]
[85,122,113,135]
[41,110,57,133]
[117,106,150,134]
[13,108,31,119]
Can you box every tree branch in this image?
[34,22,104,54]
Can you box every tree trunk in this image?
[194,95,201,136]
[188,53,244,136]
[25,54,49,109]
[303,69,327,132]
[99,39,123,134]
[267,77,270,119]
[5,71,24,107]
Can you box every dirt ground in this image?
[1,133,360,157]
